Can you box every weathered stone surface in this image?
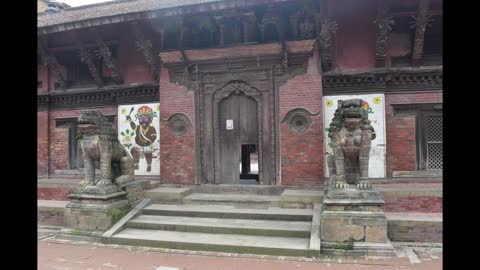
[320,218,365,242]
[365,226,388,243]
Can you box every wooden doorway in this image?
[216,92,259,184]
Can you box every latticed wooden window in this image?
[425,114,442,169]
[416,108,443,171]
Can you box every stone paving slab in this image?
[38,239,442,270]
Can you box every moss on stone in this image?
[108,208,128,225]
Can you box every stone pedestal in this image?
[119,180,146,207]
[320,188,395,257]
[62,185,132,239]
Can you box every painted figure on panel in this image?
[126,105,158,172]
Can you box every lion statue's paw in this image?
[96,178,113,187]
[333,181,349,189]
[114,175,134,186]
[357,180,372,190]
[79,179,95,187]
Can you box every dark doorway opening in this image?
[240,144,259,184]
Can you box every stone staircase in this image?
[103,188,322,257]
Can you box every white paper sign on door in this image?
[226,119,233,130]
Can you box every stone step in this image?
[127,215,311,238]
[142,204,313,221]
[145,187,193,203]
[109,228,312,257]
[183,193,281,207]
[385,212,442,242]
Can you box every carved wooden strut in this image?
[411,0,431,66]
[131,21,159,81]
[38,39,67,90]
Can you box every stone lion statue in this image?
[77,110,134,187]
[327,99,376,189]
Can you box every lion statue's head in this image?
[78,110,117,139]
[327,99,376,140]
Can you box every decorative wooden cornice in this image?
[412,0,432,66]
[38,39,66,90]
[37,84,159,111]
[374,0,394,67]
[322,67,442,94]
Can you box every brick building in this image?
[38,0,442,195]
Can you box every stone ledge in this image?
[38,200,69,226]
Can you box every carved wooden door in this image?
[217,92,258,184]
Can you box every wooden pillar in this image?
[412,0,431,66]
[241,12,256,43]
[214,16,226,46]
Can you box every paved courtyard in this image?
[38,226,442,270]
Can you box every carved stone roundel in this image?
[282,108,318,134]
[165,113,191,136]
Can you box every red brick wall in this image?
[38,111,49,176]
[279,50,324,186]
[159,64,196,184]
[385,92,443,176]
[37,65,48,93]
[38,188,71,201]
[117,30,153,84]
[48,107,118,172]
[384,196,443,212]
[332,0,377,70]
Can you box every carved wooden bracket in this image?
[374,0,394,67]
[131,21,159,81]
[412,0,432,66]
[92,29,123,84]
[38,39,66,90]
[318,17,338,71]
[71,32,103,87]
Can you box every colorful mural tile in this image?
[118,103,160,175]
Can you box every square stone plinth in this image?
[320,188,391,254]
[64,185,131,232]
[320,211,388,243]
